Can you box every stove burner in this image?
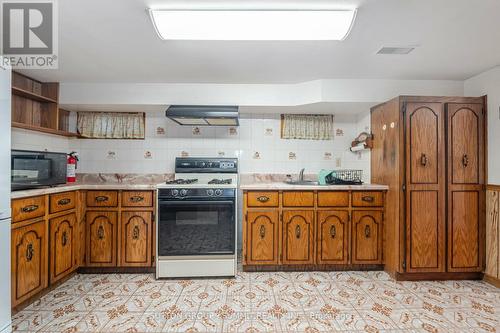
[208,179,232,185]
[166,179,198,185]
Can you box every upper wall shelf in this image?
[11,86,58,103]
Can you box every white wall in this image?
[67,112,371,181]
[464,66,500,185]
[11,128,69,153]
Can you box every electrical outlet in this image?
[335,157,342,168]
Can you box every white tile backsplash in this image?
[12,111,372,180]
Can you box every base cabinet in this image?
[120,211,152,267]
[49,213,77,283]
[282,210,314,265]
[316,210,349,264]
[352,211,382,264]
[11,220,48,307]
[245,211,279,265]
[86,211,118,267]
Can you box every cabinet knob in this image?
[95,196,109,203]
[21,205,39,213]
[132,225,140,240]
[365,225,371,238]
[257,196,269,203]
[295,225,301,239]
[62,231,68,246]
[58,198,71,206]
[130,196,144,203]
[420,153,428,166]
[362,196,374,203]
[26,243,34,261]
[97,226,105,239]
[330,225,336,238]
[259,225,265,239]
[462,154,469,167]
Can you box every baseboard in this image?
[243,264,384,272]
[395,271,483,281]
[483,274,500,288]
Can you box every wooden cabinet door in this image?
[405,102,446,273]
[352,211,382,264]
[282,210,314,265]
[86,211,117,267]
[49,213,77,284]
[11,220,48,307]
[245,211,279,265]
[316,210,349,264]
[447,103,484,272]
[120,211,152,267]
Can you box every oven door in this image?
[158,199,235,257]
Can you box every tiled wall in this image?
[11,128,70,152]
[12,111,371,181]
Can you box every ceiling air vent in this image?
[377,47,415,55]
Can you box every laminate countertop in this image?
[239,182,389,191]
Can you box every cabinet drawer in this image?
[86,191,118,207]
[50,191,76,214]
[247,192,279,207]
[121,191,153,207]
[283,191,314,207]
[12,196,46,223]
[352,192,384,207]
[317,191,349,207]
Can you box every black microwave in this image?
[11,150,67,190]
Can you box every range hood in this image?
[166,105,239,126]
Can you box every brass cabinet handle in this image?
[130,196,144,203]
[95,196,109,203]
[259,225,265,239]
[330,225,336,238]
[62,231,68,246]
[21,205,39,213]
[365,225,371,238]
[257,196,270,203]
[97,226,105,239]
[362,196,374,203]
[295,225,301,239]
[58,198,71,206]
[420,153,428,166]
[26,243,34,261]
[132,225,140,240]
[462,154,469,167]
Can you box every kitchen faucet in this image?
[299,168,305,181]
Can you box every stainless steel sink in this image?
[283,180,320,186]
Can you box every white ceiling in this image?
[21,0,500,84]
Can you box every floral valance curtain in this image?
[281,114,334,140]
[77,112,145,139]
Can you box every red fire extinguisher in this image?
[67,152,79,183]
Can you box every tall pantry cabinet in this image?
[371,96,486,280]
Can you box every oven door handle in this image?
[158,199,234,205]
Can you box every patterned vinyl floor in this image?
[11,270,500,333]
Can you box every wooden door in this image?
[405,102,446,273]
[447,103,485,272]
[86,211,117,267]
[120,211,152,267]
[282,210,314,265]
[245,211,279,265]
[316,210,349,264]
[11,220,48,307]
[49,213,77,284]
[352,211,382,264]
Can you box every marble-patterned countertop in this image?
[11,183,158,199]
[239,182,389,191]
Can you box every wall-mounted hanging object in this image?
[281,114,334,140]
[350,131,373,152]
[77,112,145,139]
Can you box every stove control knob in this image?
[180,189,188,196]
[171,189,179,196]
[199,162,206,167]
[207,189,214,196]
[215,189,223,196]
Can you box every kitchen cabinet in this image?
[242,189,385,270]
[371,96,486,280]
[244,211,279,265]
[282,210,314,264]
[11,220,48,307]
[49,213,77,283]
[316,210,349,264]
[86,211,118,267]
[120,211,152,267]
[352,211,382,264]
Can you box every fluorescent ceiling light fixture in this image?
[148,9,357,40]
